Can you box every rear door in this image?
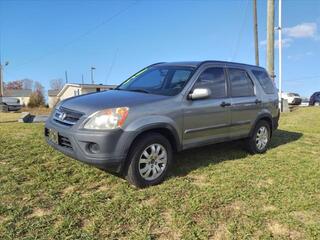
[227,67,260,138]
[183,65,231,147]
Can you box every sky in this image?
[0,0,319,98]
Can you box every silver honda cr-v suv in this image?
[45,61,279,188]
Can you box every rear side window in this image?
[194,67,227,98]
[228,68,255,97]
[252,70,275,94]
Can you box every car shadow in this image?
[170,129,303,177]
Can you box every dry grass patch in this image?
[256,178,274,188]
[61,186,76,196]
[267,221,303,239]
[97,185,109,192]
[141,197,158,207]
[209,223,229,240]
[153,209,182,240]
[291,211,320,225]
[28,208,52,218]
[0,215,9,224]
[189,173,211,187]
[267,221,289,236]
[262,205,277,212]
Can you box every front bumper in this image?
[7,105,22,111]
[44,119,134,173]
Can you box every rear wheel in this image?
[246,120,271,154]
[125,133,172,188]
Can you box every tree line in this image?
[4,78,64,108]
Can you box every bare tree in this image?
[50,78,64,90]
[28,81,45,107]
[21,79,33,90]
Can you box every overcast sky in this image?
[0,0,319,97]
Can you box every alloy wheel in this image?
[256,126,269,150]
[138,143,168,181]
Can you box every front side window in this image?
[118,66,194,96]
[252,70,275,94]
[193,67,227,98]
[228,68,255,97]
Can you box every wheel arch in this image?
[120,123,181,174]
[250,113,274,137]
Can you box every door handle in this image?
[255,99,262,104]
[220,101,231,107]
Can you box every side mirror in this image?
[188,88,211,100]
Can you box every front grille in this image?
[53,107,84,126]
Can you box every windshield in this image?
[117,66,195,96]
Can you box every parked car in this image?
[0,97,22,112]
[45,61,279,188]
[282,92,302,105]
[300,97,310,107]
[309,92,320,106]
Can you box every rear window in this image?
[228,68,255,97]
[252,70,275,94]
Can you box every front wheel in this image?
[125,133,172,188]
[245,120,271,154]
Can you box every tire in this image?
[314,101,320,106]
[245,120,271,154]
[125,133,172,188]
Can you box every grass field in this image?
[0,108,320,239]
[0,112,21,123]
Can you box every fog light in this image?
[88,143,100,154]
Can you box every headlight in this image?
[84,107,129,130]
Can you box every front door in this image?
[183,66,231,148]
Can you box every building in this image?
[48,83,116,108]
[48,89,60,109]
[4,89,32,106]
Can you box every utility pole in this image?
[90,67,96,84]
[65,71,68,83]
[0,64,4,101]
[277,0,283,111]
[266,0,275,80]
[0,61,9,108]
[81,74,84,84]
[253,0,259,66]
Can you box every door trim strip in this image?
[184,120,251,134]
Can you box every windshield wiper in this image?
[128,89,150,94]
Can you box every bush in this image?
[28,90,45,108]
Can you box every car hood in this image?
[60,90,169,114]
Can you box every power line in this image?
[285,75,320,81]
[11,1,139,70]
[105,48,119,84]
[231,0,250,61]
